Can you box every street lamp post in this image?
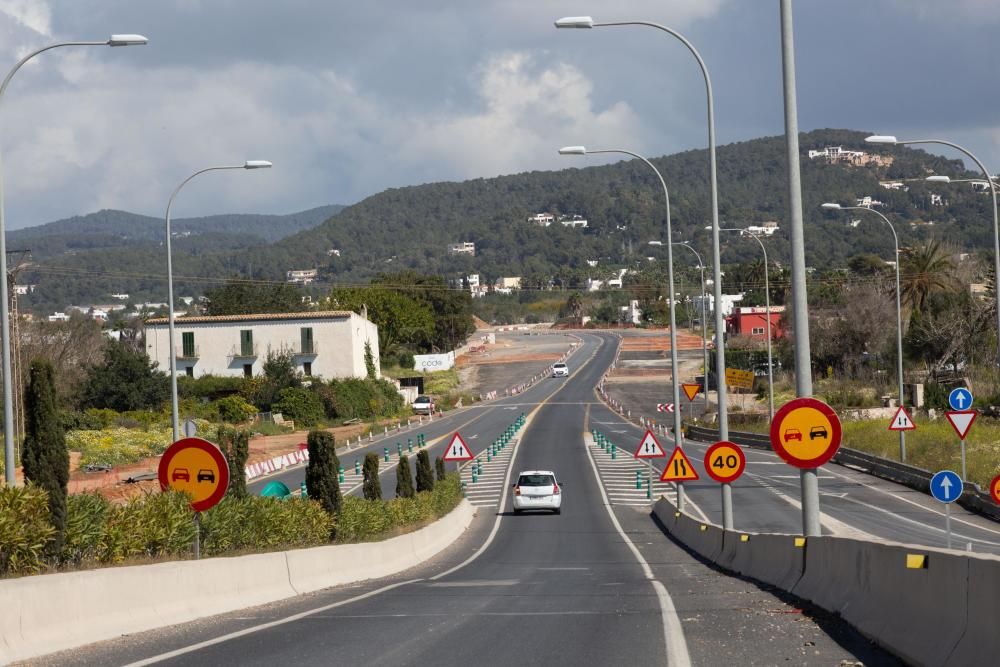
[0,34,148,486]
[560,146,689,511]
[555,14,730,448]
[868,135,1000,366]
[717,227,775,420]
[822,203,906,461]
[165,161,272,441]
[653,240,711,417]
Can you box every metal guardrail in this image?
[686,424,1000,522]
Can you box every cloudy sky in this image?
[0,0,996,228]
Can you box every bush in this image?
[362,453,382,501]
[395,351,415,369]
[396,454,415,498]
[98,491,197,563]
[319,378,405,421]
[435,456,447,482]
[334,473,462,543]
[68,427,173,468]
[273,387,325,427]
[215,395,258,424]
[61,493,111,565]
[177,374,244,401]
[305,430,342,518]
[217,427,250,499]
[416,450,434,493]
[201,496,332,555]
[0,485,56,576]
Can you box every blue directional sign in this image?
[930,470,963,504]
[948,387,974,411]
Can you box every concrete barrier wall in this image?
[656,497,1000,667]
[0,499,476,665]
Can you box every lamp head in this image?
[108,34,148,46]
[821,203,842,210]
[244,160,273,169]
[865,135,898,145]
[555,16,595,29]
[558,146,587,156]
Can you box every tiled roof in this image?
[146,310,357,326]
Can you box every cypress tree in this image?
[305,430,341,515]
[216,426,250,499]
[435,456,447,482]
[22,359,69,554]
[416,450,435,493]
[362,452,382,501]
[396,454,415,498]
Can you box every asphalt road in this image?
[37,332,899,666]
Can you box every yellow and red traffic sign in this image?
[660,447,699,482]
[769,397,842,469]
[703,441,746,484]
[990,475,1000,506]
[158,437,230,512]
[682,383,701,402]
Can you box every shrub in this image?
[215,395,258,424]
[177,374,244,401]
[334,473,462,543]
[396,454,415,498]
[362,453,382,501]
[98,490,197,563]
[201,496,332,555]
[395,351,415,370]
[0,485,56,576]
[435,456,447,482]
[68,427,174,468]
[61,493,111,565]
[416,450,434,493]
[216,427,250,499]
[273,387,325,427]
[305,430,342,518]
[22,359,69,554]
[321,378,405,421]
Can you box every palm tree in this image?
[900,239,955,313]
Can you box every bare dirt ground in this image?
[457,327,578,396]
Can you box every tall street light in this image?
[868,134,1000,365]
[165,161,272,441]
[716,227,775,420]
[0,34,148,486]
[651,240,711,417]
[822,203,907,462]
[555,15,731,449]
[560,145,690,512]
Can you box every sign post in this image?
[769,397,842,536]
[947,387,976,481]
[442,432,474,476]
[634,430,666,504]
[703,441,747,530]
[930,470,963,549]
[158,437,230,559]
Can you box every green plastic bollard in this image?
[354,459,360,475]
[407,438,413,453]
[397,442,402,457]
[472,470,478,483]
[611,444,617,460]
[487,449,492,462]
[635,470,642,489]
[383,447,389,462]
[646,478,651,500]
[300,481,307,496]
[338,466,345,484]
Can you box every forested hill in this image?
[239,128,986,286]
[20,128,993,313]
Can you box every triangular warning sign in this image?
[442,432,474,461]
[660,447,700,482]
[682,383,701,402]
[946,410,977,440]
[888,406,916,432]
[634,430,666,459]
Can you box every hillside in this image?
[21,128,993,313]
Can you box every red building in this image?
[725,305,785,341]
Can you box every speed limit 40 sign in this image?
[703,441,747,484]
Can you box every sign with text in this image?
[725,367,754,390]
[414,351,456,372]
[703,441,747,484]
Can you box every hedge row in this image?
[0,473,463,578]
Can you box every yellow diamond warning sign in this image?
[660,446,700,482]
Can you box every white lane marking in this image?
[122,579,422,666]
[744,472,873,539]
[583,430,692,667]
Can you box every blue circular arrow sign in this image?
[948,387,974,411]
[930,470,963,504]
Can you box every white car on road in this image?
[551,362,569,378]
[511,470,562,514]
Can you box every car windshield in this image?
[554,363,566,368]
[415,396,430,402]
[518,474,555,487]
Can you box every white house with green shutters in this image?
[144,311,380,379]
